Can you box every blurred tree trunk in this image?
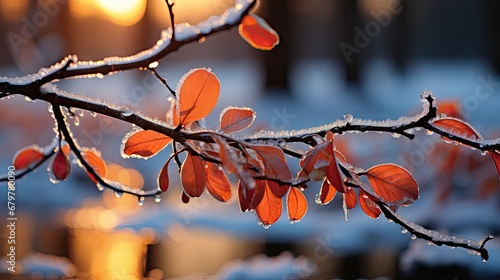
[263,0,291,94]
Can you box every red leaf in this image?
[325,146,344,194]
[181,191,190,204]
[82,149,107,184]
[256,183,282,226]
[206,162,232,202]
[251,144,292,184]
[489,150,500,179]
[318,178,337,205]
[157,161,170,192]
[238,14,279,51]
[122,129,172,159]
[287,187,307,222]
[52,149,70,180]
[266,180,290,199]
[364,164,419,207]
[220,107,256,133]
[432,117,482,141]
[343,187,357,209]
[181,153,206,197]
[177,68,220,125]
[238,180,265,212]
[13,146,44,169]
[359,189,381,219]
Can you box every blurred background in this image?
[1,0,500,279]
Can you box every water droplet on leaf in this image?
[120,106,135,117]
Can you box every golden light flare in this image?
[69,0,146,26]
[149,0,235,26]
[0,0,29,22]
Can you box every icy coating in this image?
[66,0,254,73]
[243,91,435,141]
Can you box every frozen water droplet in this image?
[24,96,33,102]
[148,61,159,69]
[391,133,401,139]
[167,96,174,102]
[90,111,97,117]
[120,106,135,117]
[425,129,434,136]
[154,195,162,203]
[401,228,408,234]
[480,150,487,156]
[73,116,80,126]
[482,258,487,263]
[77,109,84,117]
[114,191,123,198]
[410,234,417,240]
[97,184,104,191]
[387,219,394,223]
[96,73,104,79]
[217,165,223,171]
[450,246,455,250]
[343,114,353,123]
[262,224,271,229]
[198,37,206,43]
[138,196,145,206]
[428,241,434,246]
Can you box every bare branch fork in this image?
[0,0,498,259]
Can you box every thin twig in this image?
[150,68,176,96]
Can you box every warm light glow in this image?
[150,0,234,26]
[0,0,29,21]
[69,0,146,26]
[96,0,146,26]
[107,163,144,189]
[96,209,119,230]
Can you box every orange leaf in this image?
[364,164,419,207]
[122,130,172,159]
[489,150,500,179]
[300,141,332,180]
[432,117,481,140]
[359,189,381,219]
[178,68,220,125]
[343,187,357,209]
[220,107,256,133]
[287,187,307,222]
[318,178,336,205]
[157,161,170,192]
[238,179,265,212]
[181,153,206,197]
[256,183,282,226]
[238,14,279,51]
[82,149,107,184]
[52,149,70,180]
[212,134,255,188]
[251,144,292,184]
[206,162,232,202]
[13,146,44,169]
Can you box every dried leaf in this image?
[181,153,206,197]
[220,106,256,133]
[52,149,71,180]
[300,141,332,180]
[206,162,232,202]
[238,14,279,50]
[318,178,336,205]
[287,187,308,222]
[178,68,220,125]
[13,145,44,169]
[359,189,381,219]
[256,183,282,226]
[122,129,172,159]
[364,164,419,207]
